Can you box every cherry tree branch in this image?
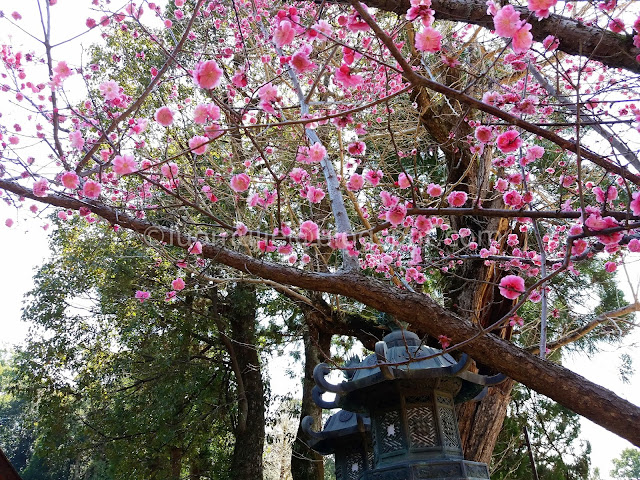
[1,178,639,446]
[348,0,640,186]
[337,0,640,74]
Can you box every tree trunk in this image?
[291,316,332,480]
[457,379,516,464]
[227,285,266,479]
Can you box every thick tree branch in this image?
[1,181,638,446]
[344,0,640,74]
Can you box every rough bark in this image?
[227,285,266,479]
[457,379,516,465]
[342,0,640,74]
[1,183,639,447]
[291,304,332,480]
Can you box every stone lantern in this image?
[302,409,372,480]
[307,328,505,479]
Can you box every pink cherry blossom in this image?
[415,27,442,53]
[258,83,280,114]
[135,290,150,302]
[628,238,640,252]
[230,173,251,192]
[188,135,209,155]
[347,141,366,156]
[5,218,14,228]
[161,162,179,179]
[609,18,625,33]
[113,154,138,175]
[475,126,492,143]
[630,192,640,215]
[53,61,72,79]
[406,0,434,27]
[397,172,413,189]
[605,261,617,273]
[334,64,363,88]
[496,130,522,153]
[83,179,102,199]
[289,168,308,184]
[189,241,203,255]
[499,275,526,299]
[33,178,49,197]
[61,171,79,189]
[528,0,557,19]
[192,60,223,89]
[299,220,319,242]
[493,5,522,38]
[503,190,524,208]
[234,222,248,236]
[364,169,383,186]
[427,183,442,197]
[306,186,325,203]
[386,203,407,226]
[172,277,186,291]
[347,173,365,191]
[290,46,315,74]
[99,80,121,101]
[308,142,327,163]
[447,191,467,207]
[512,23,533,54]
[273,20,295,47]
[154,106,174,127]
[415,215,432,232]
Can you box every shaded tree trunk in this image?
[291,299,333,480]
[226,285,266,479]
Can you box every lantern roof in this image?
[301,410,371,454]
[312,329,505,410]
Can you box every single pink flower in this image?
[499,275,526,299]
[415,26,442,53]
[273,20,295,47]
[475,126,492,143]
[503,190,524,208]
[161,162,179,179]
[364,169,383,186]
[397,172,413,189]
[192,60,223,89]
[386,203,407,226]
[306,186,325,203]
[188,135,209,155]
[512,22,533,54]
[189,241,203,255]
[447,190,468,207]
[155,106,174,127]
[493,5,522,38]
[83,179,102,199]
[234,222,248,236]
[172,277,186,291]
[61,171,79,190]
[528,0,557,19]
[135,290,150,302]
[99,80,121,100]
[347,173,365,191]
[609,18,625,33]
[113,154,138,175]
[347,141,366,156]
[5,218,14,228]
[299,220,319,242]
[630,192,640,216]
[604,261,617,273]
[496,130,522,153]
[628,238,640,252]
[308,143,327,163]
[427,183,442,197]
[230,173,251,192]
[33,178,49,197]
[334,64,363,88]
